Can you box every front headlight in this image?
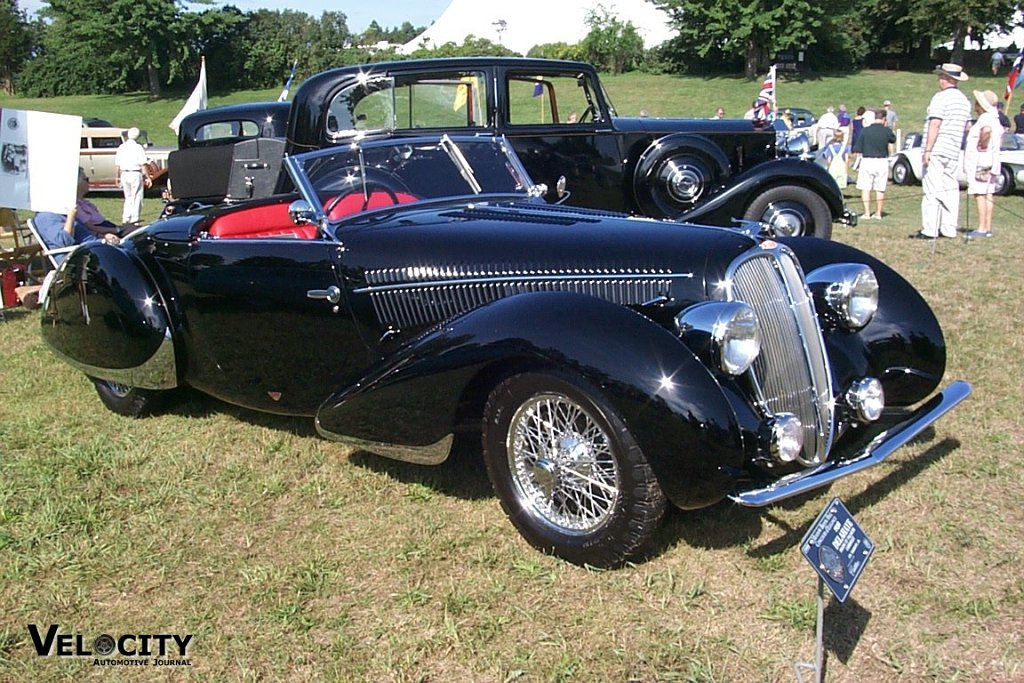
[807,264,879,330]
[676,301,762,375]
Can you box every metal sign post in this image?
[794,498,875,682]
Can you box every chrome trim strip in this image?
[354,271,694,294]
[728,380,971,507]
[49,327,178,390]
[315,419,454,466]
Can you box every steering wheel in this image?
[577,105,594,123]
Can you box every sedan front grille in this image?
[727,246,833,464]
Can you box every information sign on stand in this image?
[801,497,874,602]
[794,498,874,683]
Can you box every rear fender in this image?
[317,292,747,508]
[40,243,177,390]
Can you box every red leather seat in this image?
[325,191,418,221]
[206,190,417,240]
[206,201,317,240]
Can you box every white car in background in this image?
[890,130,1024,195]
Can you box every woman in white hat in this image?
[963,89,1003,238]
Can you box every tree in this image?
[903,0,1017,65]
[579,5,645,73]
[650,0,825,78]
[0,0,33,94]
[408,35,519,58]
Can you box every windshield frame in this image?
[284,134,539,225]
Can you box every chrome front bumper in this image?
[729,380,971,507]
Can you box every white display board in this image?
[0,109,83,213]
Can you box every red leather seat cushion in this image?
[207,190,417,240]
[326,191,418,220]
[207,202,318,240]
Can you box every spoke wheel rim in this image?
[506,392,620,535]
[105,381,132,398]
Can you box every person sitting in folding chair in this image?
[33,167,120,265]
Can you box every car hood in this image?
[336,200,760,318]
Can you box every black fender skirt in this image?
[40,243,177,390]
[317,291,750,509]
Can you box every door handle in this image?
[307,285,341,304]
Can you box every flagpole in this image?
[772,65,777,118]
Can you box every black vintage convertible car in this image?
[41,135,968,567]
[168,58,855,238]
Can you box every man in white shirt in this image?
[114,127,151,224]
[816,105,840,149]
[915,63,971,240]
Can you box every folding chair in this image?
[26,217,78,272]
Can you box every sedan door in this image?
[500,70,626,211]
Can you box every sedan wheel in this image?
[483,371,666,567]
[994,166,1014,196]
[742,185,833,239]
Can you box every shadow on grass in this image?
[163,388,319,438]
[155,388,963,562]
[347,432,495,501]
[644,430,960,561]
[748,433,961,559]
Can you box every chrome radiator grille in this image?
[728,248,833,464]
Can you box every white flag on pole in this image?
[169,57,208,135]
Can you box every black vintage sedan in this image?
[170,58,854,238]
[41,135,969,567]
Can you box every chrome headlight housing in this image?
[807,264,879,330]
[675,301,762,376]
[846,377,885,422]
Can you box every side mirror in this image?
[556,175,567,198]
[288,199,317,226]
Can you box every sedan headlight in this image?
[676,302,762,376]
[807,264,879,330]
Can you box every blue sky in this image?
[19,0,453,33]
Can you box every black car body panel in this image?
[41,135,966,567]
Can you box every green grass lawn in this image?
[2,71,1023,681]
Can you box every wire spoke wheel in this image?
[483,371,666,567]
[507,393,620,534]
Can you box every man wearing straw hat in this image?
[913,63,971,240]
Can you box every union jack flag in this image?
[1006,48,1024,104]
[753,65,776,122]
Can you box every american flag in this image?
[754,65,776,121]
[1005,48,1024,104]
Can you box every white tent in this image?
[399,0,674,56]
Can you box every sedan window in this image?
[507,72,599,125]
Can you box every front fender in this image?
[40,243,177,390]
[317,292,748,508]
[683,157,846,226]
[780,237,946,406]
